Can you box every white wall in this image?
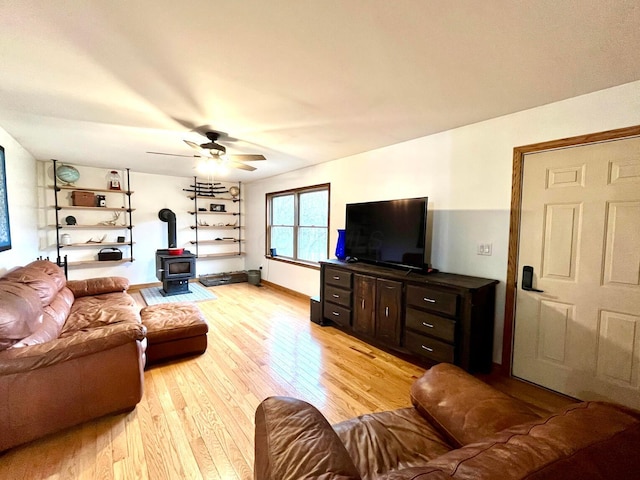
[0,127,39,274]
[244,80,640,364]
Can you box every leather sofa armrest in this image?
[0,322,145,375]
[411,363,542,447]
[66,276,130,297]
[254,396,361,480]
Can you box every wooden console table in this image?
[320,260,498,373]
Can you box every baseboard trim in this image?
[492,361,509,377]
[260,280,310,300]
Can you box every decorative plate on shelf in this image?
[228,186,240,198]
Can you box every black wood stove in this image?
[156,209,196,295]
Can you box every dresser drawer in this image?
[323,301,351,328]
[325,285,351,308]
[404,330,455,364]
[406,285,458,316]
[405,308,455,343]
[325,267,352,289]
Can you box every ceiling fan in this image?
[147,131,266,172]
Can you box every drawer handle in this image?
[332,294,340,298]
[423,297,436,303]
[332,311,340,316]
[385,306,389,316]
[333,276,340,280]
[421,345,434,352]
[422,322,434,328]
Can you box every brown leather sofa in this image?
[0,260,146,451]
[255,363,640,479]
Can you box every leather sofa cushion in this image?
[27,260,67,291]
[141,303,208,343]
[255,396,361,479]
[66,276,129,298]
[63,292,140,334]
[1,260,65,306]
[0,283,44,351]
[411,364,541,447]
[334,407,453,478]
[11,288,74,348]
[418,401,640,480]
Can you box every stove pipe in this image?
[158,208,177,248]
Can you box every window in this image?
[266,184,330,265]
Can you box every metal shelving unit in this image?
[51,159,135,270]
[187,177,243,259]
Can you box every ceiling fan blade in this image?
[229,161,257,172]
[184,140,203,151]
[228,154,266,161]
[147,151,205,158]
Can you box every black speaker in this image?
[269,248,277,257]
[310,296,324,325]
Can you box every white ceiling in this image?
[1,0,639,182]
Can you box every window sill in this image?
[264,255,321,270]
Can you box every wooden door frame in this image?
[500,124,640,375]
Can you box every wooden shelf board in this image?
[190,225,238,230]
[188,195,239,201]
[60,242,134,248]
[66,258,134,267]
[53,224,133,229]
[52,185,134,194]
[196,253,244,259]
[190,240,241,245]
[188,211,238,215]
[53,205,135,211]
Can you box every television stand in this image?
[319,259,498,373]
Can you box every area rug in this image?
[140,283,217,305]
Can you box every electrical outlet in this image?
[477,243,492,256]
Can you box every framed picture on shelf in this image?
[0,145,11,252]
[209,203,226,212]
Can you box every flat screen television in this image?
[345,197,429,271]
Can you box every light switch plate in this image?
[477,243,492,256]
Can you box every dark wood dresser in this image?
[320,259,498,373]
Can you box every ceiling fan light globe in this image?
[196,159,216,175]
[217,164,229,176]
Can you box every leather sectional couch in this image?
[0,260,146,451]
[255,363,640,479]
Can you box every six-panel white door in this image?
[513,136,640,408]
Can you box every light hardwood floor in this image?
[0,282,573,479]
